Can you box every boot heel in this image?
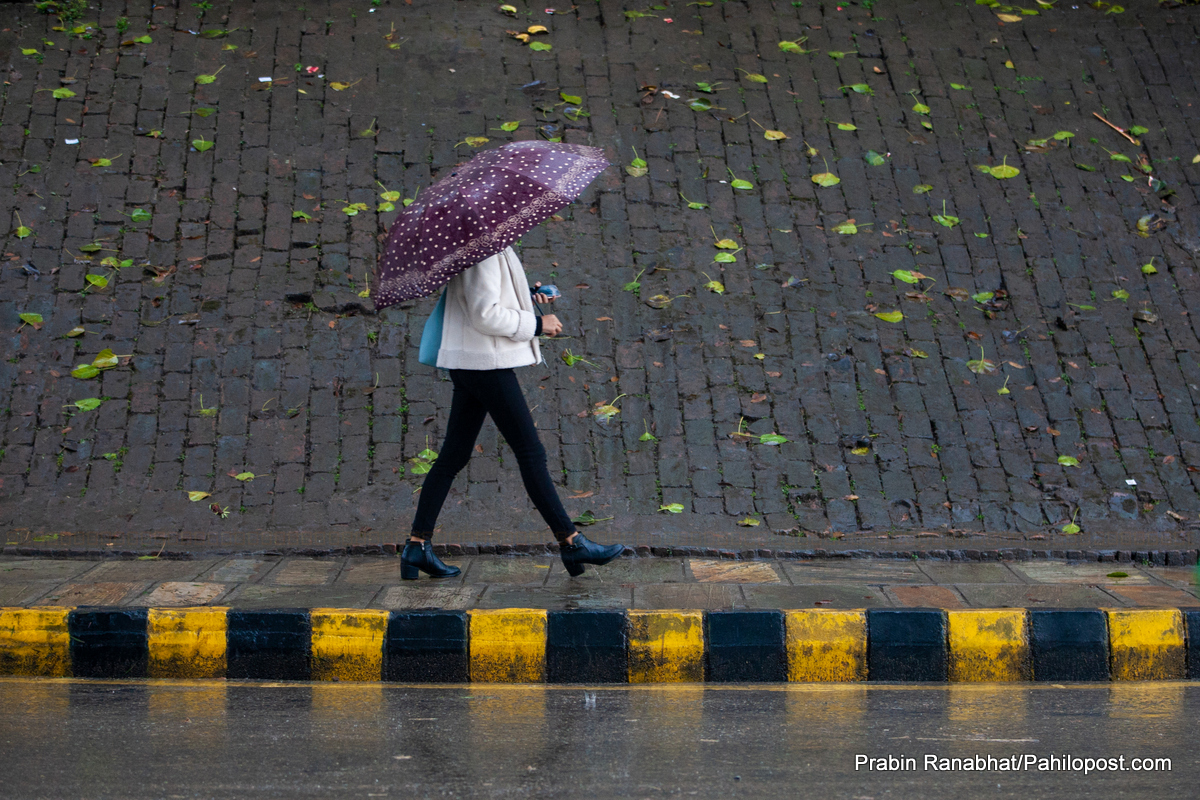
[401,562,420,580]
[564,560,585,577]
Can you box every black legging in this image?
[411,368,577,542]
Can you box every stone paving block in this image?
[1104,585,1200,608]
[477,585,632,610]
[41,582,146,607]
[0,560,98,583]
[0,583,59,606]
[463,558,553,587]
[954,584,1121,609]
[917,562,1027,585]
[222,584,379,610]
[1143,567,1199,588]
[633,584,744,611]
[688,559,782,584]
[136,582,230,607]
[264,559,342,586]
[885,585,967,609]
[544,558,686,585]
[201,558,279,584]
[1011,562,1152,585]
[80,560,219,583]
[741,584,890,610]
[374,585,483,612]
[782,561,932,585]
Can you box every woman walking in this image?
[372,141,622,579]
[400,245,626,579]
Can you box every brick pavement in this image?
[1,0,1200,553]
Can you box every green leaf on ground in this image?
[659,503,685,513]
[966,349,998,375]
[892,270,930,284]
[864,150,886,166]
[529,41,552,51]
[832,220,858,234]
[912,102,930,115]
[194,65,225,84]
[836,122,857,130]
[19,312,44,328]
[972,291,994,303]
[913,184,933,194]
[71,364,99,379]
[759,433,788,445]
[812,171,840,187]
[1057,455,1080,467]
[571,509,613,526]
[92,348,119,369]
[1111,289,1130,301]
[874,310,903,323]
[500,120,520,132]
[68,398,103,411]
[85,274,109,289]
[192,137,214,152]
[52,88,76,99]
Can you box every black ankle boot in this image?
[559,533,625,577]
[401,540,462,580]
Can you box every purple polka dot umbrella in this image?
[373,141,609,310]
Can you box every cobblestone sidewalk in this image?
[2,0,1200,551]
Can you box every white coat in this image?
[436,246,543,370]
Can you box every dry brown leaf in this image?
[750,393,768,403]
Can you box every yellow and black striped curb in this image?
[1,607,1197,683]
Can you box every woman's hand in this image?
[540,314,563,337]
[532,280,557,305]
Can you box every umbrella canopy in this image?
[373,141,609,310]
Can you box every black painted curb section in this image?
[867,609,948,682]
[705,610,787,682]
[546,610,628,683]
[1188,611,1200,682]
[385,611,468,683]
[1029,609,1110,682]
[68,608,148,679]
[227,609,311,681]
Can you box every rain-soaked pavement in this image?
[0,679,1193,798]
[2,0,1200,555]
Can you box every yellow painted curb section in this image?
[947,609,1029,682]
[468,609,547,683]
[310,609,390,682]
[0,607,72,677]
[148,607,229,679]
[784,610,867,682]
[628,610,705,683]
[1106,609,1186,681]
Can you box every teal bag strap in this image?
[417,288,447,368]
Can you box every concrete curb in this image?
[5,544,1200,566]
[2,606,1197,683]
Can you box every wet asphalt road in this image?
[0,680,1194,798]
